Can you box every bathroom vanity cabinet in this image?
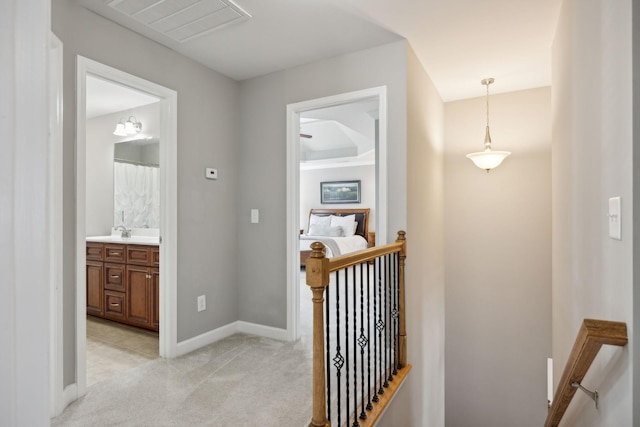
[86,242,159,332]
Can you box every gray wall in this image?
[552,0,633,425]
[237,41,408,329]
[444,87,552,426]
[52,0,240,386]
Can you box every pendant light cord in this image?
[483,78,492,149]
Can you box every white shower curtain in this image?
[114,162,160,229]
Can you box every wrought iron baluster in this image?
[334,270,343,427]
[326,279,331,422]
[377,257,385,395]
[372,257,379,403]
[366,259,372,411]
[344,269,350,425]
[351,266,359,427]
[384,254,390,388]
[358,262,367,420]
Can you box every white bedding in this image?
[300,234,368,258]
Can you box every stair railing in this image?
[306,231,411,427]
[544,319,628,427]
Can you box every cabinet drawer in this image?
[86,243,104,261]
[104,263,126,292]
[104,244,126,263]
[127,245,150,265]
[152,247,160,267]
[127,245,155,266]
[104,291,125,320]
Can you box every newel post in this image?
[396,231,407,368]
[306,242,330,427]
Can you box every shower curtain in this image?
[114,161,160,229]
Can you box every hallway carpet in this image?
[52,332,313,426]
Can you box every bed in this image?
[300,208,375,267]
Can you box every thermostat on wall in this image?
[205,168,218,180]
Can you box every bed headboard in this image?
[308,208,371,242]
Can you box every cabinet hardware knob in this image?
[110,275,119,279]
[110,303,119,306]
[111,252,120,255]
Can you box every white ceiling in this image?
[78,0,562,102]
[86,75,160,119]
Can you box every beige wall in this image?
[444,87,552,426]
[377,44,446,427]
[552,0,633,425]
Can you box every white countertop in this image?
[86,229,159,246]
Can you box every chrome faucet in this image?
[115,225,131,238]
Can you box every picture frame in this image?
[320,180,361,204]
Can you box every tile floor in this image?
[86,317,159,387]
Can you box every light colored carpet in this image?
[53,275,314,426]
[53,333,313,426]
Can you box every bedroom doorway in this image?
[286,86,388,342]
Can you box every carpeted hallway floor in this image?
[53,275,314,426]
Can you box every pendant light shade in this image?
[466,78,510,172]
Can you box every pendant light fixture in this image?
[466,78,510,172]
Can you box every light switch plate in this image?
[251,209,259,224]
[608,197,621,240]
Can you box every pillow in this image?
[309,214,331,228]
[308,224,343,237]
[330,214,356,237]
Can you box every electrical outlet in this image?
[251,209,259,224]
[197,295,206,312]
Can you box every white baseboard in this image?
[236,321,288,341]
[175,320,289,357]
[175,321,238,357]
[55,383,77,417]
[55,321,289,417]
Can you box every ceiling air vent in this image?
[105,0,252,43]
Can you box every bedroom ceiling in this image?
[300,99,377,168]
[77,0,562,102]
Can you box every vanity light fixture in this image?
[113,116,142,136]
[466,78,511,172]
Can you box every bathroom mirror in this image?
[113,139,160,229]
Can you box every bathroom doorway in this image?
[74,57,178,396]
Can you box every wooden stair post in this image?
[306,242,330,427]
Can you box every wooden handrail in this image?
[544,319,627,427]
[306,231,409,427]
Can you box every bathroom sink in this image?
[86,235,160,245]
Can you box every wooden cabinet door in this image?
[86,261,104,316]
[151,268,160,332]
[126,265,151,328]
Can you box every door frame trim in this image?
[74,56,178,397]
[285,86,388,341]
